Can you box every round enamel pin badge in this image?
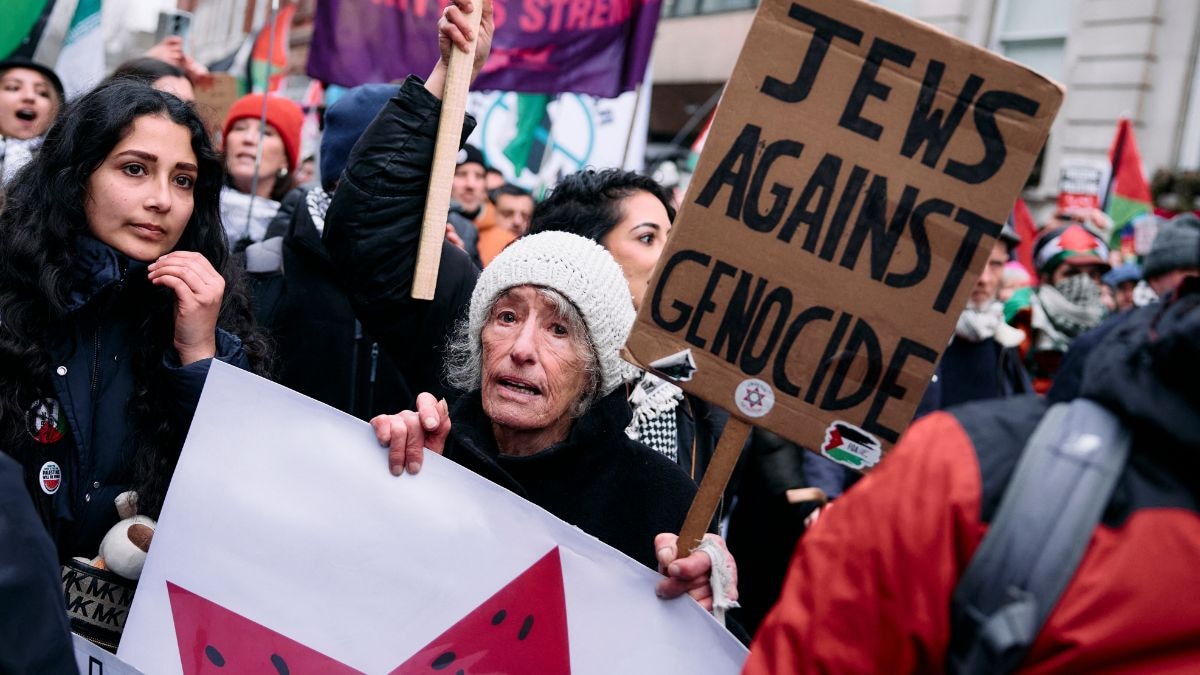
[27,398,66,444]
[39,461,62,495]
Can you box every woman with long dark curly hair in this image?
[0,79,269,565]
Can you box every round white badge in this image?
[734,378,775,418]
[39,461,62,495]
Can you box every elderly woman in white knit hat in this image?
[370,231,730,608]
[323,0,735,613]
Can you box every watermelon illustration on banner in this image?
[168,549,568,675]
[391,548,570,674]
[1104,118,1152,245]
[167,582,358,674]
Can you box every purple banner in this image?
[307,0,661,99]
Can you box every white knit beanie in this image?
[468,231,636,397]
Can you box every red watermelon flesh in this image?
[389,547,571,674]
[167,581,362,674]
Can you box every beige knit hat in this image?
[468,231,635,397]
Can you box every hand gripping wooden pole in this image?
[412,3,483,300]
[675,418,752,557]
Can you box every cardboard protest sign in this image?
[118,362,746,674]
[192,73,239,139]
[625,0,1063,470]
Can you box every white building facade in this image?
[651,0,1200,208]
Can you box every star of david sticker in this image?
[742,384,766,408]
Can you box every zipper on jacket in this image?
[90,263,127,399]
[90,326,101,397]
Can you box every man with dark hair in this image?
[448,144,513,267]
[491,183,534,237]
[485,165,505,192]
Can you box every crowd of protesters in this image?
[2,0,1198,672]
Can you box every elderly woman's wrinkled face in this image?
[481,286,589,441]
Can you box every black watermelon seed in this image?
[204,645,225,667]
[456,671,465,675]
[518,615,534,640]
[271,654,289,675]
[432,651,456,669]
[491,609,507,625]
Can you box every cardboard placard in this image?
[625,0,1063,470]
[192,73,239,140]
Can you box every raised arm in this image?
[322,0,494,402]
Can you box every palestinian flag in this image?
[686,110,714,173]
[53,0,103,99]
[1009,197,1037,277]
[1104,118,1153,247]
[1,0,78,72]
[249,3,296,94]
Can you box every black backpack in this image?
[948,398,1131,674]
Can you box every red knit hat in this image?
[222,93,304,172]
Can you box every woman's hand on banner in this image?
[148,251,223,366]
[371,393,452,476]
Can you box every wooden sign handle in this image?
[412,3,483,300]
[676,417,752,557]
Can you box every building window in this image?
[992,0,1070,190]
[870,0,915,15]
[664,0,758,19]
[990,0,1069,83]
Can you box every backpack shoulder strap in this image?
[948,398,1131,674]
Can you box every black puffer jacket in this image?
[323,77,477,404]
[249,188,413,418]
[16,236,248,559]
[323,77,700,569]
[447,389,697,569]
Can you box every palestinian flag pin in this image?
[27,398,66,445]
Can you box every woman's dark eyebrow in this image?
[113,150,198,173]
[113,149,159,163]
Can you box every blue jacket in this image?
[21,236,248,559]
[0,452,75,673]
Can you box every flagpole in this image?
[412,0,484,299]
[245,0,282,242]
[534,95,561,202]
[620,84,643,170]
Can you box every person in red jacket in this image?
[744,279,1200,674]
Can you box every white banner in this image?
[118,362,745,674]
[74,634,143,675]
[466,83,651,197]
